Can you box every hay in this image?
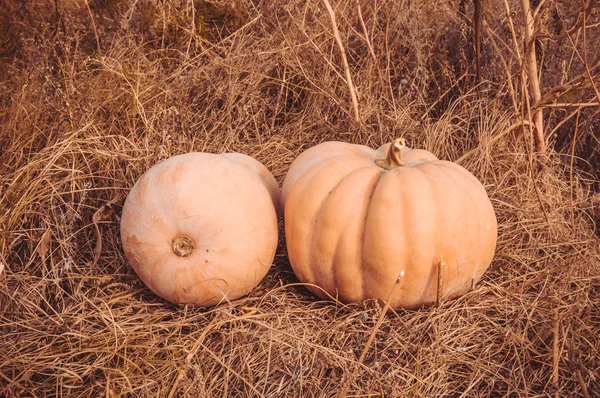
[1,0,599,396]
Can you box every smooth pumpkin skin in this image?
[282,139,497,309]
[121,152,279,307]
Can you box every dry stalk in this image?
[570,109,582,228]
[552,308,559,397]
[503,0,553,230]
[437,256,445,307]
[575,369,591,398]
[356,0,377,63]
[579,0,600,104]
[323,0,361,122]
[474,0,482,84]
[481,20,520,113]
[520,0,546,153]
[83,0,102,55]
[538,102,599,108]
[340,271,404,398]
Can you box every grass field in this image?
[1,0,599,396]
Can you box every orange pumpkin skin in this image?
[282,139,497,309]
[121,152,279,307]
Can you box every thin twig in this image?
[482,20,519,113]
[547,107,584,139]
[421,73,468,120]
[456,119,534,164]
[323,0,361,122]
[580,0,600,104]
[533,0,548,19]
[502,0,524,64]
[474,0,482,84]
[356,0,377,63]
[340,271,405,397]
[534,0,596,42]
[83,0,102,55]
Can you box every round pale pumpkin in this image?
[282,138,497,309]
[120,152,280,307]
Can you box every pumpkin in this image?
[120,152,280,307]
[281,138,497,309]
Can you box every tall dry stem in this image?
[323,0,361,122]
[520,0,546,153]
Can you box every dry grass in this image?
[1,0,599,396]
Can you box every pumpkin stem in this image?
[375,137,408,170]
[172,236,194,257]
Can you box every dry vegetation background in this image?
[1,0,599,396]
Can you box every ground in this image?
[1,0,599,396]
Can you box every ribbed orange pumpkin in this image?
[121,152,280,307]
[282,138,497,309]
